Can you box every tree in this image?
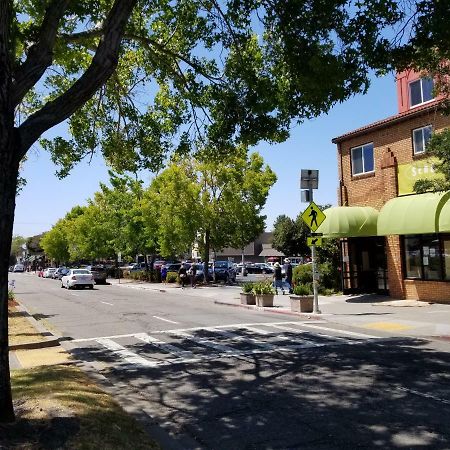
[414,129,450,193]
[10,236,26,262]
[40,222,70,264]
[0,0,411,423]
[272,215,309,257]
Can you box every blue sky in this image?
[13,72,398,238]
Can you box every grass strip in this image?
[1,365,160,449]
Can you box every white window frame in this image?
[412,125,433,155]
[351,142,374,176]
[409,78,434,108]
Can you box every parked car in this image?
[246,263,274,274]
[43,267,57,278]
[9,265,14,272]
[13,263,25,272]
[85,265,108,284]
[163,263,182,273]
[211,261,236,283]
[53,267,69,280]
[61,268,94,289]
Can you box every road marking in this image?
[169,330,238,354]
[69,293,79,297]
[101,301,114,306]
[152,315,179,324]
[96,338,159,367]
[396,386,450,405]
[70,321,381,343]
[213,329,278,350]
[300,323,381,339]
[134,333,193,358]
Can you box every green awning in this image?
[377,191,450,236]
[315,206,379,238]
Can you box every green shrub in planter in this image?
[8,289,15,301]
[241,282,255,293]
[253,280,275,295]
[166,272,178,283]
[293,283,313,296]
[292,264,313,287]
[318,261,340,291]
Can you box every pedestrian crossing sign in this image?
[301,201,326,232]
[307,236,322,247]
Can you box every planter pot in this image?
[256,294,275,307]
[290,295,314,313]
[240,292,256,305]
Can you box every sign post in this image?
[300,170,324,314]
[118,252,122,284]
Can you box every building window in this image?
[409,77,434,107]
[403,234,445,281]
[412,125,432,155]
[351,143,374,176]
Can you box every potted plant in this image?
[290,283,314,313]
[240,282,256,305]
[253,280,276,307]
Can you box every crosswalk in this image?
[70,321,382,369]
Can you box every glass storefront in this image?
[403,234,447,281]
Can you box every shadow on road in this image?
[70,335,450,449]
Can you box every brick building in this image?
[317,70,450,303]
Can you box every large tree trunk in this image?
[0,131,20,423]
[0,0,17,422]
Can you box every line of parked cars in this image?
[37,265,108,289]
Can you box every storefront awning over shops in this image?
[315,206,379,238]
[377,191,450,236]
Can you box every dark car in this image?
[246,263,274,274]
[53,267,69,280]
[86,265,108,284]
[211,261,236,283]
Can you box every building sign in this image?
[397,157,443,196]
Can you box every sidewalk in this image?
[108,278,450,340]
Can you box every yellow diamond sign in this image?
[301,201,326,232]
[307,236,322,247]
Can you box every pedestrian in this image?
[178,263,188,289]
[161,265,168,283]
[273,262,284,295]
[189,263,197,288]
[284,258,293,294]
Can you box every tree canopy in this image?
[3,0,450,424]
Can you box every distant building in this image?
[215,232,284,262]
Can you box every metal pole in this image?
[309,187,321,314]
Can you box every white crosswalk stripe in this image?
[74,321,382,369]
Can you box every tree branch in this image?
[12,0,72,107]
[18,0,137,158]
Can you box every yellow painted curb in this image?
[364,322,413,332]
[14,347,72,369]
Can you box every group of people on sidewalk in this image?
[273,258,293,295]
[178,262,196,289]
[172,259,293,292]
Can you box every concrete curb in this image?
[10,302,60,351]
[213,300,324,320]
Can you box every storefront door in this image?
[341,237,388,294]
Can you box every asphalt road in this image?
[11,273,450,449]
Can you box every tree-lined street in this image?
[9,273,450,449]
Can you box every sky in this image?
[13,72,399,238]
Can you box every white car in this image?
[43,268,57,278]
[13,263,25,272]
[61,269,94,290]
